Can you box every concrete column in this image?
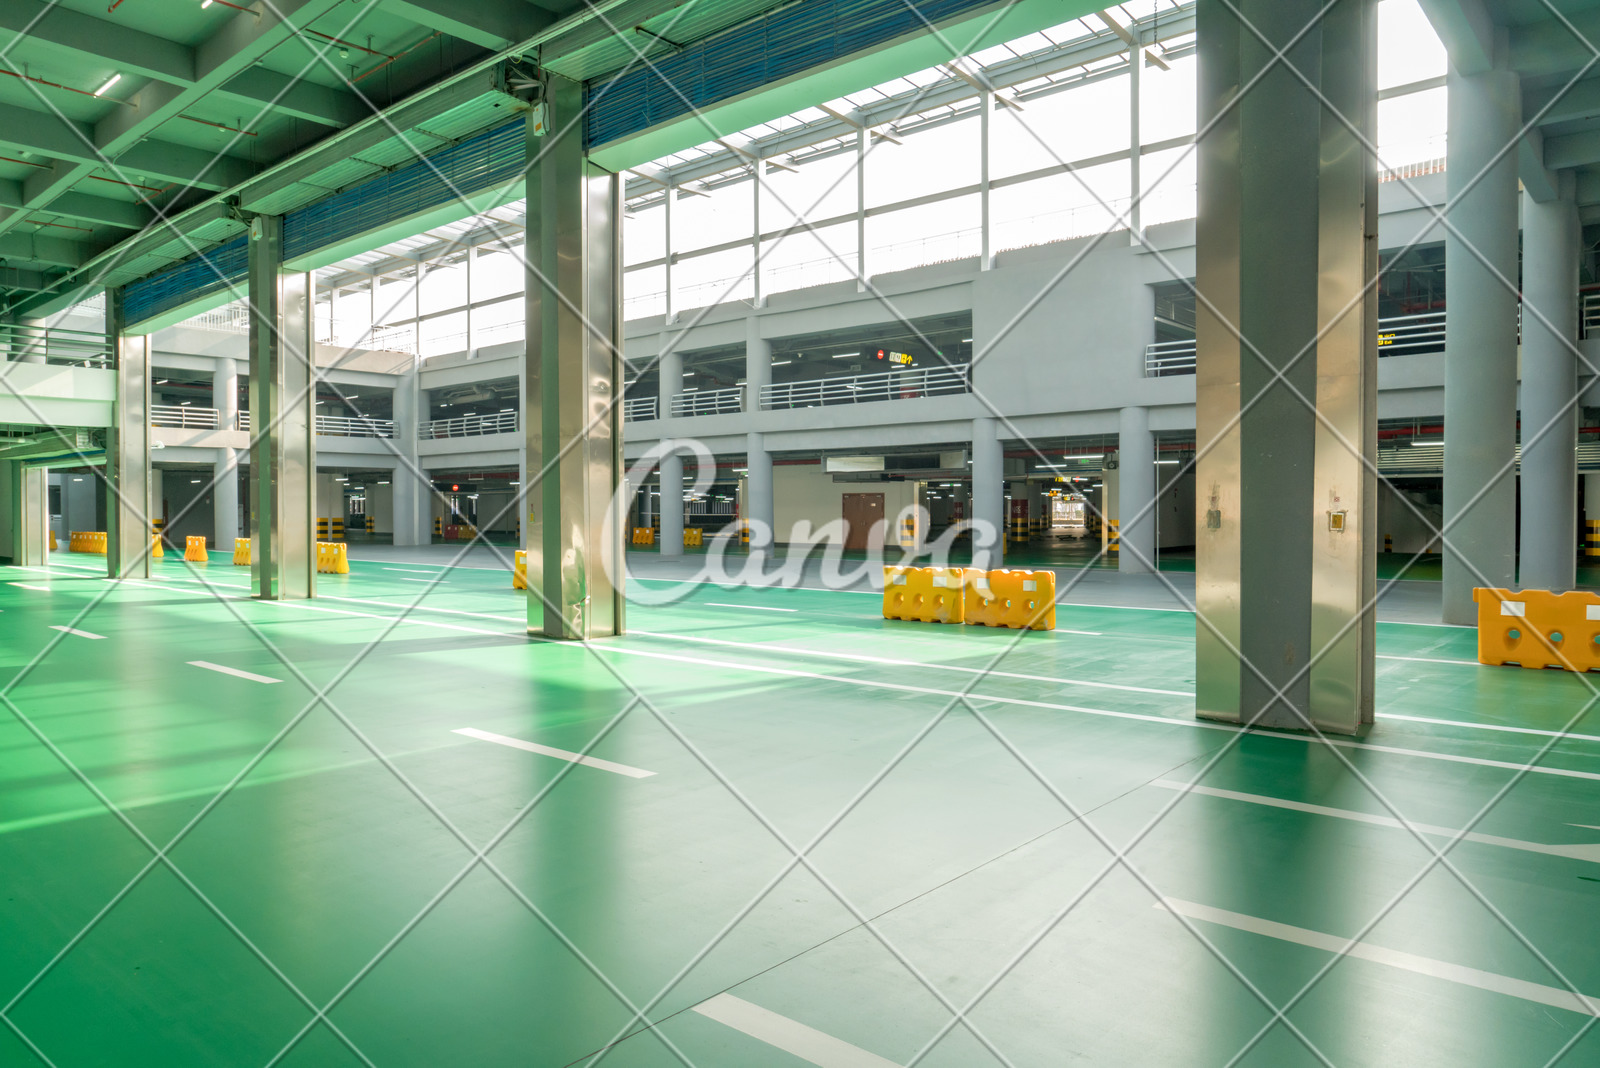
[1518,178,1580,592]
[18,318,44,363]
[214,449,239,550]
[392,366,427,546]
[107,290,152,579]
[658,345,684,556]
[1441,59,1522,621]
[1118,405,1155,572]
[744,316,770,413]
[523,74,625,638]
[213,357,238,430]
[747,431,773,553]
[971,416,1003,568]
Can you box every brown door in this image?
[842,493,885,551]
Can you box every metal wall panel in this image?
[108,289,152,580]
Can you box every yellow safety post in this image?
[1473,587,1599,672]
[964,569,1056,630]
[331,518,345,540]
[1107,521,1120,553]
[882,566,968,624]
[184,535,208,562]
[151,534,163,558]
[48,529,56,551]
[434,517,443,537]
[366,516,375,534]
[1588,519,1600,557]
[513,549,528,590]
[1383,533,1393,553]
[233,538,251,565]
[898,516,917,550]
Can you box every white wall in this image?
[773,463,917,547]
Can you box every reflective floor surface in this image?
[1,546,1597,1066]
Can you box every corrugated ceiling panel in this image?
[584,0,996,146]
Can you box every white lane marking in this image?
[361,560,506,571]
[1382,713,1600,745]
[255,598,513,637]
[1378,654,1482,666]
[11,583,51,591]
[189,660,281,684]
[49,625,105,640]
[452,727,654,778]
[47,562,104,572]
[629,630,1193,697]
[1572,824,1600,831]
[701,602,798,613]
[594,646,1600,782]
[318,594,524,624]
[1150,779,1600,864]
[691,993,901,1068]
[397,578,442,584]
[383,568,440,573]
[1155,897,1600,1016]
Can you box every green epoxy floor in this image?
[1,549,1598,1066]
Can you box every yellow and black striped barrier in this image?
[1587,519,1600,557]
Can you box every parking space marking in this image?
[49,625,105,639]
[692,993,902,1067]
[453,727,655,778]
[188,660,282,684]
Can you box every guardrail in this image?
[623,396,657,421]
[419,411,518,438]
[234,411,395,437]
[1,322,114,367]
[151,405,220,429]
[1144,311,1450,376]
[669,387,743,417]
[761,364,971,409]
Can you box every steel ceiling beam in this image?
[382,0,561,51]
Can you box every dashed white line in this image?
[1378,654,1482,666]
[188,660,281,684]
[49,625,105,639]
[1156,897,1600,1016]
[397,578,442,584]
[691,993,902,1067]
[383,568,439,574]
[452,727,655,778]
[701,602,798,613]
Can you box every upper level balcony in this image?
[626,363,973,421]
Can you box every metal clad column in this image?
[1195,0,1377,734]
[1118,405,1155,572]
[658,345,684,557]
[971,416,1003,568]
[247,214,316,600]
[1519,177,1579,593]
[11,463,47,566]
[107,290,151,579]
[392,364,426,546]
[1441,55,1521,622]
[745,315,770,413]
[524,74,624,639]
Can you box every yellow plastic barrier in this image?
[184,535,208,562]
[315,541,350,575]
[513,549,527,590]
[631,527,655,546]
[1474,587,1599,671]
[684,528,703,547]
[233,538,251,565]
[48,529,56,551]
[965,569,1057,630]
[69,531,107,554]
[882,567,969,624]
[151,534,163,559]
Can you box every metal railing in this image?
[669,388,743,417]
[1583,291,1600,335]
[419,411,519,438]
[760,364,971,410]
[150,405,220,429]
[623,396,658,421]
[234,410,395,437]
[1,322,114,367]
[1144,311,1449,376]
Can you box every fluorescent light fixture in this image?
[1155,459,1178,465]
[771,359,792,366]
[509,481,520,485]
[377,480,390,485]
[72,477,82,482]
[157,379,169,384]
[961,337,973,342]
[94,73,120,97]
[500,408,514,412]
[1409,437,1442,445]
[179,400,191,405]
[830,353,856,359]
[190,479,201,484]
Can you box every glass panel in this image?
[759,150,858,234]
[1139,55,1196,146]
[763,220,859,295]
[1378,86,1447,168]
[420,310,468,358]
[419,257,468,316]
[675,246,755,310]
[991,75,1130,180]
[624,202,666,265]
[866,113,979,208]
[623,265,666,321]
[331,286,372,348]
[1139,147,1196,228]
[673,181,754,254]
[373,271,417,353]
[990,163,1130,252]
[867,194,980,275]
[1378,0,1446,90]
[473,296,524,350]
[473,246,524,302]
